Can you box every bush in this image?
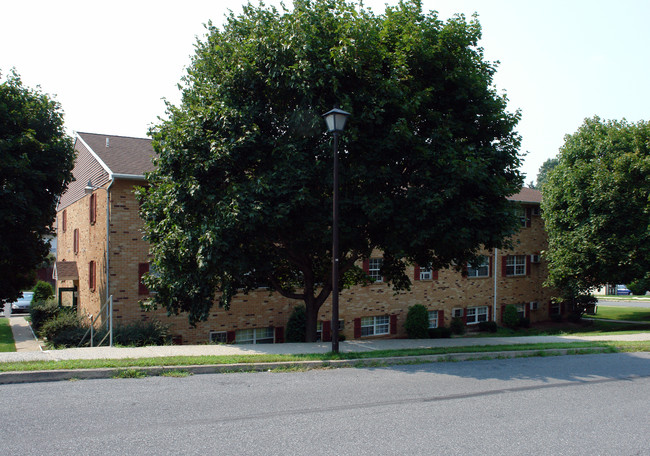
[450,317,465,335]
[518,317,531,328]
[29,299,60,334]
[503,305,520,329]
[567,311,582,324]
[40,311,85,347]
[286,305,306,342]
[428,326,452,338]
[478,321,498,333]
[31,281,54,304]
[627,276,650,295]
[112,320,171,346]
[404,304,430,339]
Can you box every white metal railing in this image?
[78,295,113,347]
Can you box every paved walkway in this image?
[2,315,650,364]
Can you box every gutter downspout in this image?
[493,247,498,322]
[105,178,114,305]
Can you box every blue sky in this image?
[2,0,648,183]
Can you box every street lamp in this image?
[322,107,350,354]
[84,179,113,346]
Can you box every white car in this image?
[10,292,33,313]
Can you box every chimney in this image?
[106,138,110,147]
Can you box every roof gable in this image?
[76,132,156,176]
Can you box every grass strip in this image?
[1,341,648,373]
[589,306,650,322]
[0,319,16,352]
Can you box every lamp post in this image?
[84,179,112,346]
[322,107,350,353]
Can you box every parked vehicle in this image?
[616,285,633,296]
[10,292,33,313]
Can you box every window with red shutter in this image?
[62,210,67,232]
[138,263,150,295]
[89,261,96,292]
[89,193,97,225]
[73,229,79,255]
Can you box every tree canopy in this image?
[542,116,650,295]
[0,71,75,303]
[140,0,523,339]
[536,157,558,190]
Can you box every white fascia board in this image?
[76,134,112,176]
[111,173,146,180]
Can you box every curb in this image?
[0,347,609,385]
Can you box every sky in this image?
[2,0,649,183]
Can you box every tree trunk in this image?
[304,294,320,342]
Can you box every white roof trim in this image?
[112,173,146,180]
[76,133,112,176]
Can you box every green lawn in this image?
[590,306,650,322]
[0,318,16,352]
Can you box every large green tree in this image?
[0,71,75,304]
[140,0,523,340]
[536,157,558,190]
[542,116,650,295]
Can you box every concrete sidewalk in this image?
[2,315,650,364]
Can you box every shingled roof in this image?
[76,132,156,176]
[508,187,542,204]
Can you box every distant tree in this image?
[140,0,523,340]
[536,157,559,190]
[0,70,75,304]
[542,116,650,296]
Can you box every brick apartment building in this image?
[55,132,561,345]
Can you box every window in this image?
[467,256,489,278]
[317,320,344,341]
[466,306,488,324]
[89,193,97,225]
[368,258,383,282]
[420,267,433,280]
[62,210,67,232]
[73,229,79,255]
[515,303,525,319]
[360,316,389,336]
[235,327,274,344]
[506,255,526,276]
[452,308,463,319]
[209,331,227,344]
[428,311,439,329]
[88,261,96,292]
[550,302,561,316]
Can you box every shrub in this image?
[40,311,85,347]
[478,321,498,333]
[286,305,306,342]
[567,311,582,324]
[627,276,650,295]
[31,281,54,304]
[518,317,531,328]
[404,304,430,339]
[112,320,171,346]
[428,326,452,338]
[450,317,465,335]
[29,299,60,334]
[503,305,520,329]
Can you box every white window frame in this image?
[506,255,526,276]
[518,207,527,227]
[515,303,525,319]
[420,267,433,281]
[369,258,383,282]
[235,327,274,344]
[452,308,463,319]
[466,306,488,325]
[467,256,489,278]
[428,311,439,329]
[209,331,227,344]
[360,315,389,336]
[550,302,561,316]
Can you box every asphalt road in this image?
[1,353,649,455]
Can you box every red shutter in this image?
[502,256,508,277]
[462,308,467,325]
[526,255,531,276]
[362,259,370,274]
[488,305,492,321]
[89,261,95,291]
[62,210,67,232]
[390,314,397,335]
[73,229,79,254]
[414,264,420,281]
[354,318,361,339]
[322,320,332,342]
[226,331,236,344]
[432,270,439,280]
[89,193,97,225]
[138,263,150,295]
[274,326,284,344]
[549,301,553,318]
[489,256,493,277]
[438,310,444,327]
[526,207,532,227]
